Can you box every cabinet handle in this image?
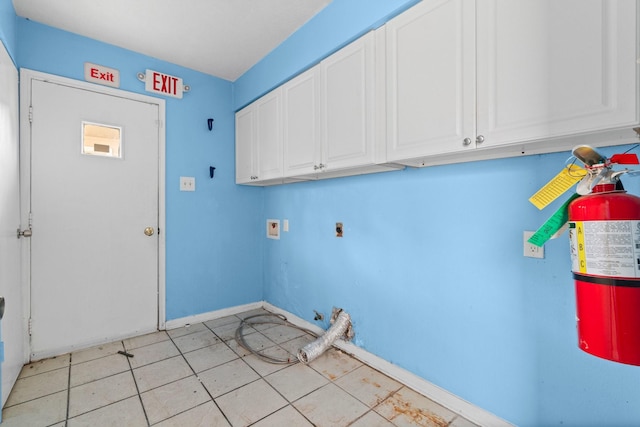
[476,135,485,144]
[463,137,472,146]
[313,165,319,170]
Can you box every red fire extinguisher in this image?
[568,146,640,365]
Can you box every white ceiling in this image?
[12,0,332,82]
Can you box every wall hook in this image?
[210,166,216,178]
[207,118,214,131]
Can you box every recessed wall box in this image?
[267,219,280,240]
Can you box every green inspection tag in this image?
[528,193,581,247]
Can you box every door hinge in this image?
[28,318,33,336]
[28,106,33,124]
[155,119,163,129]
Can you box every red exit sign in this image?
[84,63,120,88]
[144,69,184,99]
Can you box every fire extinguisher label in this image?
[569,220,640,278]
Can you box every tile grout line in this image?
[122,340,151,427]
[62,343,152,425]
[216,313,319,426]
[254,365,317,427]
[7,313,478,427]
[168,324,234,427]
[206,314,318,425]
[253,334,398,427]
[205,315,299,426]
[328,364,404,425]
[2,375,68,409]
[205,323,408,427]
[64,353,72,427]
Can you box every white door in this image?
[25,75,163,360]
[0,43,24,406]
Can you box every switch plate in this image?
[524,231,544,258]
[283,219,289,232]
[180,176,195,192]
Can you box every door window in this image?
[82,122,122,158]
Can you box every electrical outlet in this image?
[524,231,544,258]
[180,176,195,192]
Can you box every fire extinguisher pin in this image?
[571,145,640,195]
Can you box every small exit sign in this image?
[84,63,120,88]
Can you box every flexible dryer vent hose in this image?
[297,310,352,364]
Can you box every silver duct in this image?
[297,309,353,364]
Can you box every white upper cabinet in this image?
[237,0,639,183]
[235,104,255,184]
[386,0,639,166]
[283,30,397,179]
[283,67,322,176]
[235,88,283,185]
[255,89,283,180]
[320,31,377,172]
[386,0,476,161]
[238,30,401,185]
[477,0,638,148]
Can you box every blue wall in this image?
[0,0,17,61]
[237,1,640,426]
[233,0,420,109]
[17,19,264,320]
[5,0,640,425]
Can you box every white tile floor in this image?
[2,308,479,427]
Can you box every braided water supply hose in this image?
[235,313,317,364]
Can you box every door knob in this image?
[17,228,32,238]
[144,227,155,236]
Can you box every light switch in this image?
[180,176,195,192]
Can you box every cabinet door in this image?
[386,0,476,161]
[235,105,255,184]
[283,67,321,176]
[321,31,379,171]
[477,0,638,147]
[255,88,283,181]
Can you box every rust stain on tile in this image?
[388,397,448,427]
[361,377,382,388]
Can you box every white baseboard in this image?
[164,301,263,331]
[262,302,513,427]
[168,301,513,427]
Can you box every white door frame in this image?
[19,69,166,361]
